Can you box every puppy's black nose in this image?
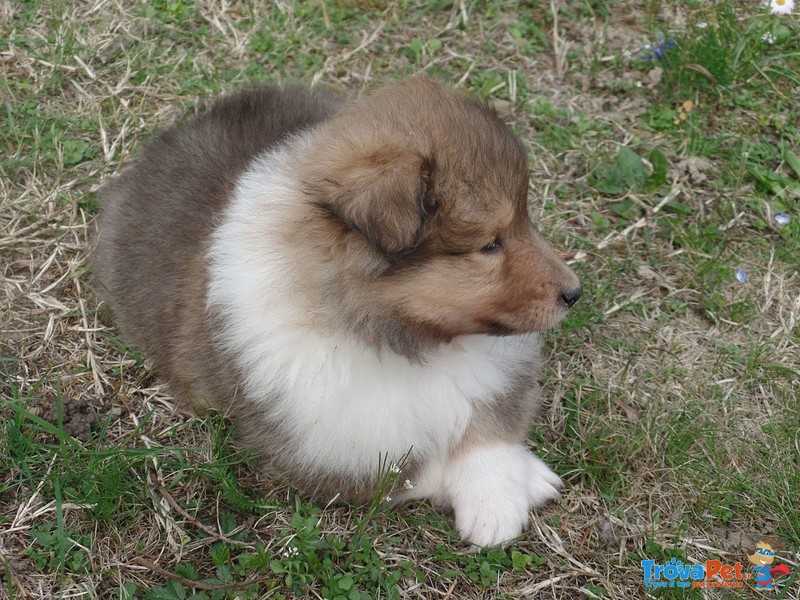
[561,286,582,308]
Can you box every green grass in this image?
[2,0,799,597]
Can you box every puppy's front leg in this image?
[438,379,562,546]
[442,442,561,547]
[395,381,561,546]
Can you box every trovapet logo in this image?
[641,558,748,589]
[642,540,793,591]
[748,541,791,590]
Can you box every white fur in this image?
[207,135,557,544]
[404,443,562,546]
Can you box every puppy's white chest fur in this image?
[207,139,540,478]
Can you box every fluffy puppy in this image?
[94,78,581,546]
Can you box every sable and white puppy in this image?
[95,78,581,546]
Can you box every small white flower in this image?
[403,479,414,490]
[623,49,632,58]
[762,32,776,44]
[281,546,299,558]
[769,0,795,15]
[385,495,392,503]
[697,22,708,29]
[735,268,747,284]
[389,463,401,474]
[774,213,790,225]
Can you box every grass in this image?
[2,0,799,597]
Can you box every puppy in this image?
[94,78,581,546]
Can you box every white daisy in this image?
[769,0,795,15]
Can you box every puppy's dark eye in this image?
[480,237,503,253]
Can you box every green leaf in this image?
[595,178,624,196]
[174,563,199,581]
[529,552,548,567]
[338,574,354,591]
[219,511,237,535]
[750,166,799,197]
[616,148,648,187]
[591,212,611,230]
[647,107,678,131]
[238,551,267,569]
[209,543,229,567]
[511,550,532,571]
[269,560,286,573]
[647,148,669,190]
[61,138,92,166]
[610,199,642,221]
[662,200,694,216]
[409,37,424,60]
[144,581,186,600]
[215,565,232,583]
[585,583,608,596]
[785,152,800,180]
[595,148,648,196]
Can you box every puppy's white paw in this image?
[525,453,563,505]
[444,444,562,547]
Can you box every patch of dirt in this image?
[675,156,716,185]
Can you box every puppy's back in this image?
[94,87,344,408]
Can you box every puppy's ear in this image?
[312,148,436,258]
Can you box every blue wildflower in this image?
[639,35,676,61]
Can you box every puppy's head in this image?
[303,78,581,344]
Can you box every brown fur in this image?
[94,79,580,500]
[294,79,580,359]
[94,87,345,410]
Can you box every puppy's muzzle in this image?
[560,286,583,308]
